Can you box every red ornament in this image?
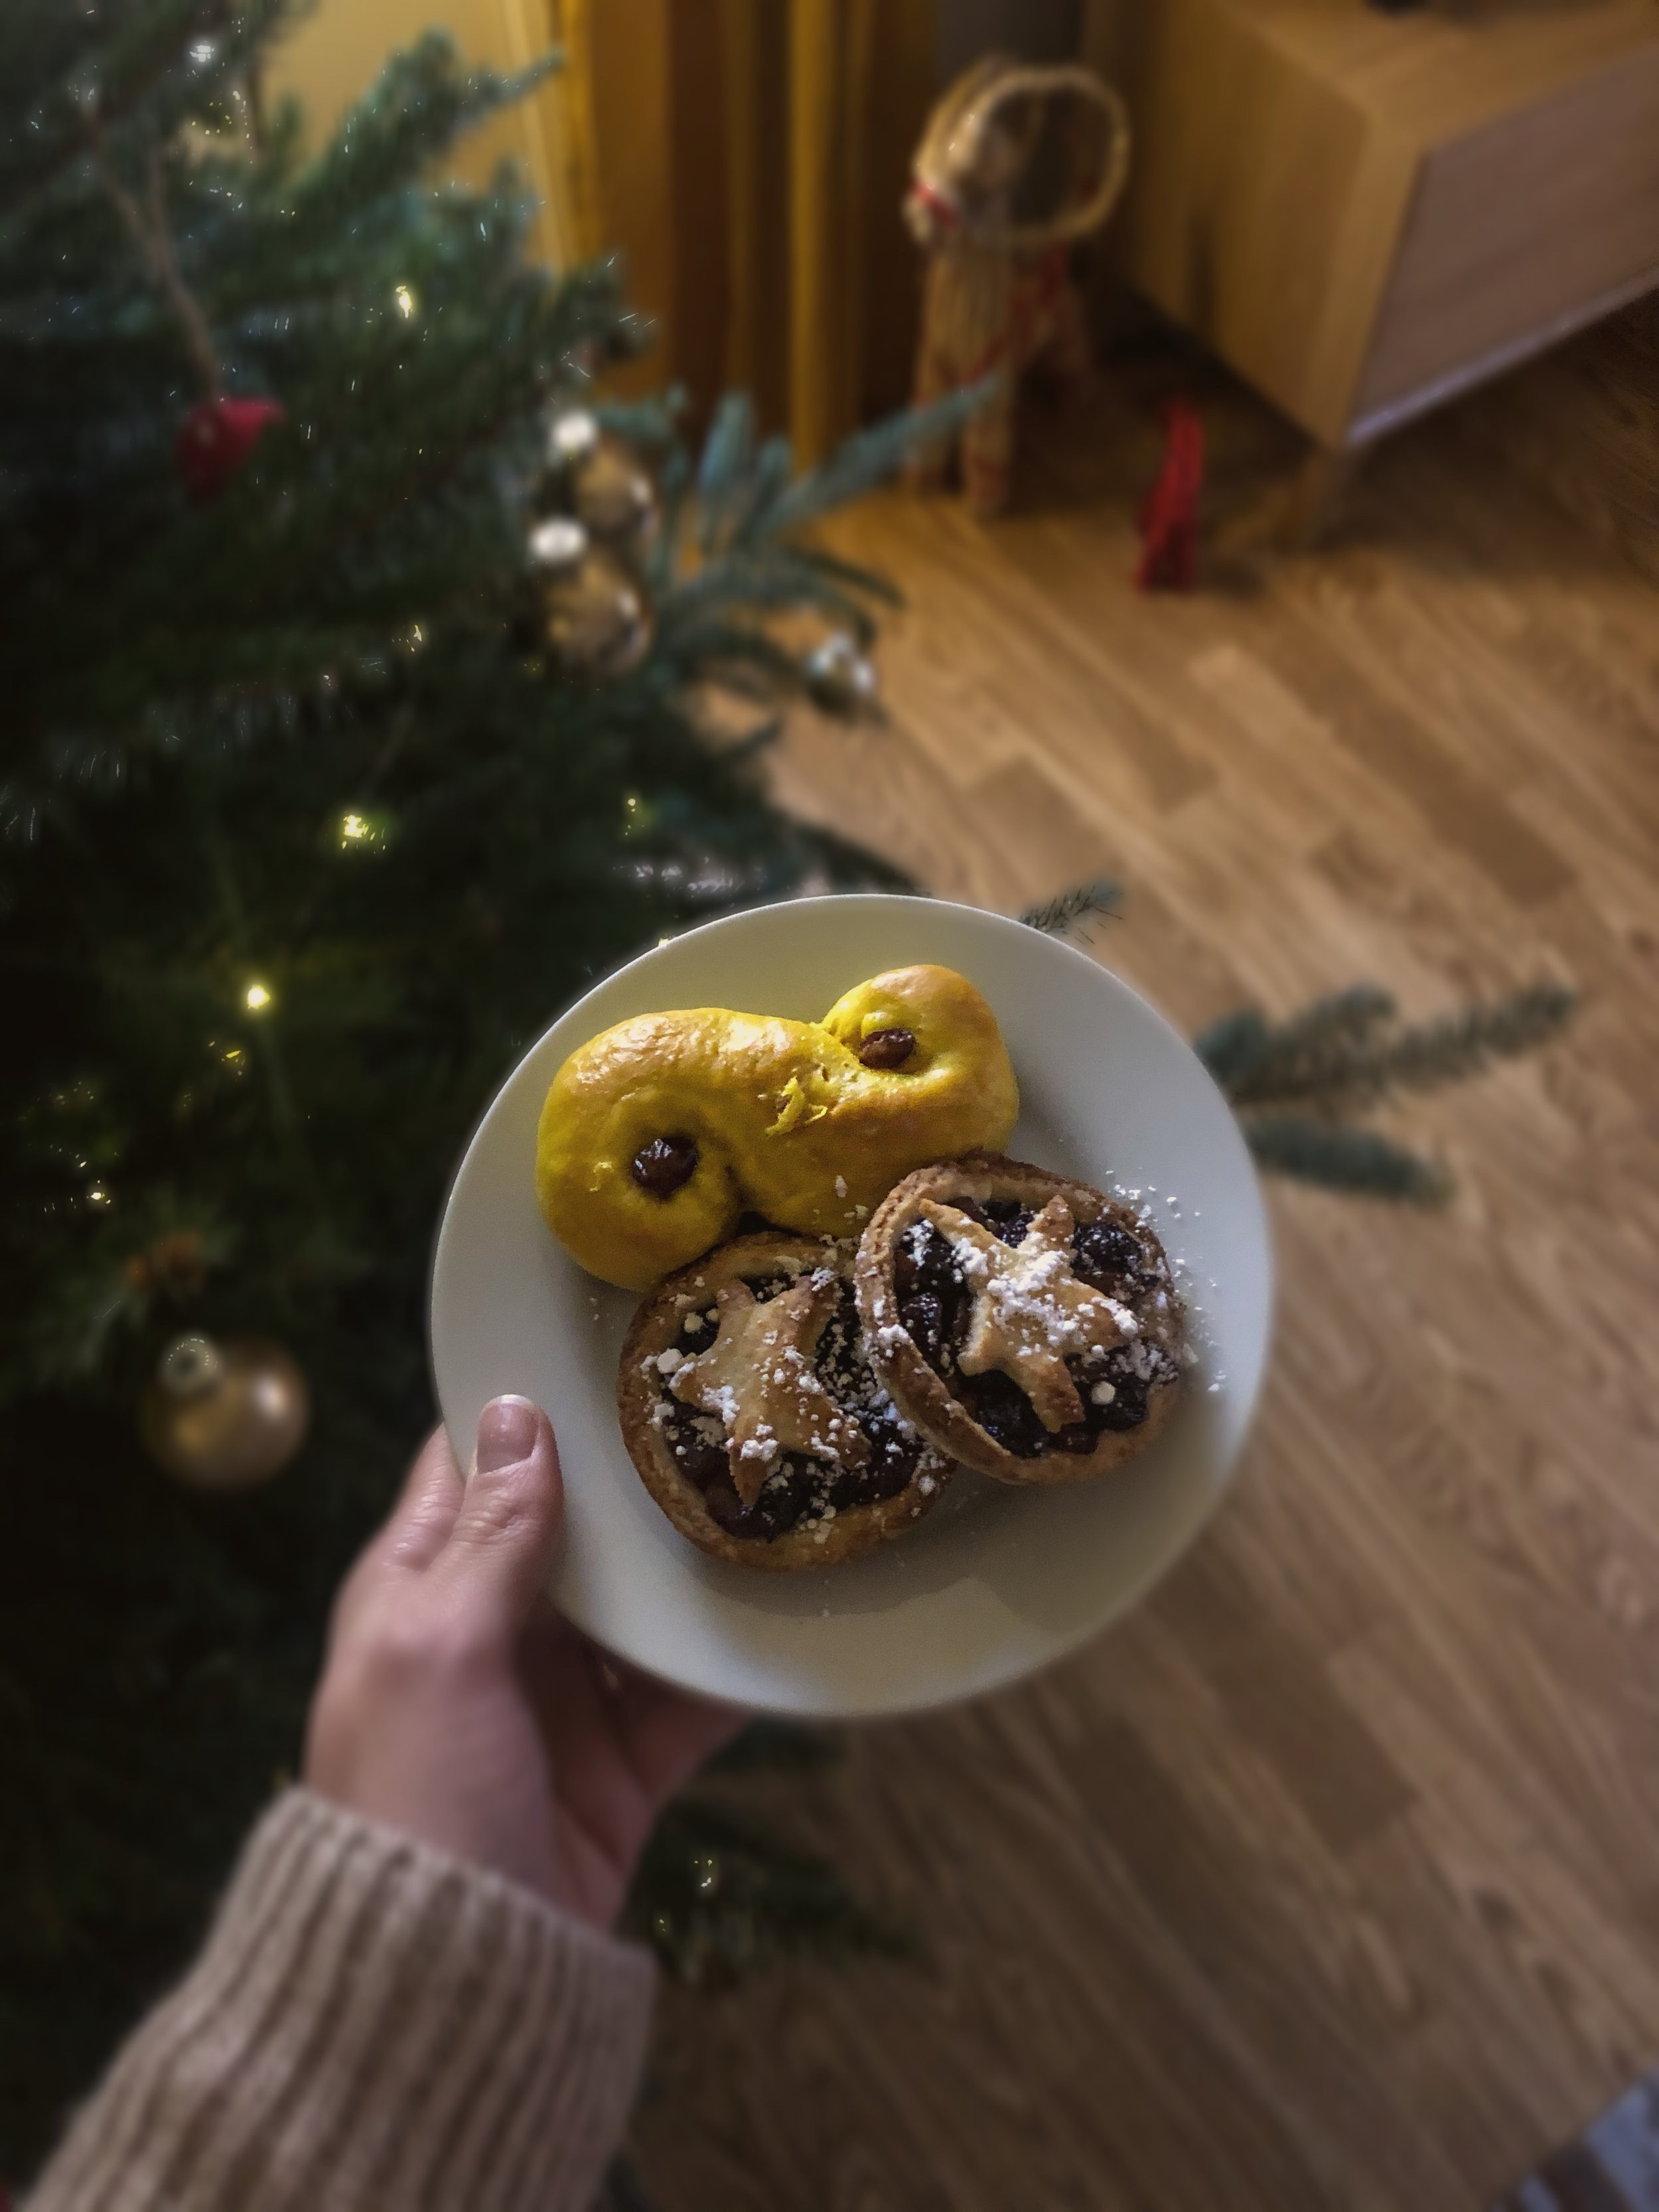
[177,396,285,502]
[1135,396,1204,592]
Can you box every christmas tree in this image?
[0,1,968,2174]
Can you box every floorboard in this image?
[633,323,1659,2212]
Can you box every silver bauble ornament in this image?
[804,632,880,717]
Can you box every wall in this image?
[938,0,1082,78]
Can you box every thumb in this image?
[436,1396,563,1637]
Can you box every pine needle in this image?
[763,379,997,538]
[1194,986,1394,1096]
[695,392,756,553]
[1019,879,1123,936]
[626,1800,923,1988]
[1336,982,1579,1106]
[1241,1115,1451,1202]
[1203,982,1577,1112]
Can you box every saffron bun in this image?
[537,964,1018,1290]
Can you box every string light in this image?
[244,982,273,1013]
[338,810,388,851]
[86,1185,111,1207]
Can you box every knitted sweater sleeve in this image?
[24,1789,655,2212]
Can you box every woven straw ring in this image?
[910,58,1131,249]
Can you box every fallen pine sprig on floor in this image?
[624,1722,922,1988]
[1192,981,1579,1115]
[1024,888,1577,1200]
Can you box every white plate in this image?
[430,894,1271,1718]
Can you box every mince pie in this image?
[617,1230,952,1568]
[856,1153,1186,1484]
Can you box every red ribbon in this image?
[906,177,963,234]
[1135,397,1204,592]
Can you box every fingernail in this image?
[476,1396,539,1474]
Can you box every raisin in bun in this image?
[856,1153,1186,1485]
[618,1231,951,1570]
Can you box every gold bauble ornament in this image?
[545,409,658,560]
[528,516,651,678]
[573,443,657,553]
[139,1333,310,1491]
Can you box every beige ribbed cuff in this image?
[29,1789,654,2212]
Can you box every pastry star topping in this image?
[669,1272,869,1506]
[919,1197,1139,1432]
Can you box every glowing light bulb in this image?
[395,285,415,319]
[338,811,388,852]
[244,982,273,1013]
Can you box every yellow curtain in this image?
[558,0,936,461]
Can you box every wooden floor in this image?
[633,323,1659,2212]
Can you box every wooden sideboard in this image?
[1084,0,1659,459]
